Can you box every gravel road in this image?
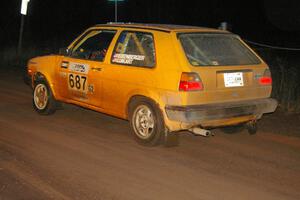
[0,71,300,200]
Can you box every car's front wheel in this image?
[33,80,57,115]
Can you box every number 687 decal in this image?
[68,73,87,92]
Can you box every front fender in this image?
[28,55,63,99]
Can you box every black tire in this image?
[128,97,165,146]
[32,80,57,115]
[246,121,258,135]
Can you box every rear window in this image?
[178,33,261,66]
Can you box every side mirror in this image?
[59,47,70,56]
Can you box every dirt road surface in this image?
[1,71,300,200]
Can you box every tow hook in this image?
[189,127,213,137]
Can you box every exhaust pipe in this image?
[189,127,212,137]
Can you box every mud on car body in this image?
[27,23,277,146]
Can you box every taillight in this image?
[179,72,203,91]
[259,69,272,85]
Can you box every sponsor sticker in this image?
[69,62,90,74]
[112,53,145,65]
[61,61,69,69]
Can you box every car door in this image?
[58,29,117,108]
[101,30,157,117]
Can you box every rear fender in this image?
[125,89,162,119]
[125,90,185,132]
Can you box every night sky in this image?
[2,0,300,50]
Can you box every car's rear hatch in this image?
[177,33,272,105]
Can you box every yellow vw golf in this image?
[27,23,277,146]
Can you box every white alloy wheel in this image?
[132,105,155,139]
[34,83,48,110]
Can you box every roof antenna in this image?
[218,22,232,31]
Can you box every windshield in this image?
[178,33,261,66]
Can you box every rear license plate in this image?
[224,72,244,87]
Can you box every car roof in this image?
[94,23,229,33]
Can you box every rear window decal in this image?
[112,53,145,65]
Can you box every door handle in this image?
[91,67,102,71]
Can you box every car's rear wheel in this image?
[33,80,57,115]
[129,98,165,146]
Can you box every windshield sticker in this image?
[112,53,145,64]
[69,62,90,74]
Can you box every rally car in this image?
[26,23,277,146]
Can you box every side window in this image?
[71,30,116,62]
[111,31,155,67]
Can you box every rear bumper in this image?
[165,98,278,123]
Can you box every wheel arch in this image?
[32,72,58,99]
[126,95,163,120]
